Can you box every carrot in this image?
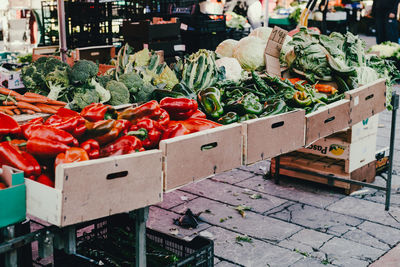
[314,84,338,94]
[13,108,21,115]
[0,105,18,109]
[47,99,67,106]
[14,95,48,103]
[20,108,35,115]
[0,108,14,115]
[47,105,62,110]
[0,87,22,97]
[35,103,57,114]
[16,101,42,112]
[24,92,50,100]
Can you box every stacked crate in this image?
[271,115,379,194]
[121,18,184,62]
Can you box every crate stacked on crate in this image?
[271,114,380,194]
[121,17,184,62]
[180,13,227,53]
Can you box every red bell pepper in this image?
[27,125,79,147]
[90,119,131,145]
[80,103,118,122]
[128,119,164,149]
[99,136,144,157]
[36,174,55,187]
[21,117,44,138]
[0,113,21,138]
[157,108,170,126]
[45,114,86,137]
[189,109,207,119]
[80,139,100,159]
[160,97,198,120]
[118,100,161,123]
[56,108,80,117]
[0,141,41,179]
[55,147,89,170]
[161,123,190,140]
[27,138,70,158]
[168,118,221,133]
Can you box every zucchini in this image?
[151,89,185,101]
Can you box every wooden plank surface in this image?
[161,124,243,191]
[244,109,305,165]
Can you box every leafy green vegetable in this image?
[153,66,179,90]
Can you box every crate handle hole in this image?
[201,142,218,151]
[107,171,128,180]
[360,159,365,163]
[365,94,374,101]
[90,52,100,56]
[324,116,335,124]
[271,121,284,129]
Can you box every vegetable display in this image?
[0,99,221,187]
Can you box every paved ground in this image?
[147,89,400,266]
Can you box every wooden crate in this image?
[25,151,163,227]
[75,45,116,64]
[32,46,77,66]
[305,99,350,145]
[343,114,379,143]
[242,109,305,165]
[345,79,386,126]
[271,152,376,194]
[298,132,377,173]
[160,124,243,192]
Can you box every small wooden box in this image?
[345,79,386,126]
[26,151,163,227]
[305,99,350,145]
[160,124,243,191]
[243,109,305,165]
[271,152,376,194]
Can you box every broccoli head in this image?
[118,72,143,94]
[45,68,70,100]
[21,65,45,90]
[97,75,113,88]
[134,82,156,103]
[72,83,100,109]
[69,60,99,84]
[105,80,130,106]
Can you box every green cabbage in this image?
[249,27,273,41]
[356,66,379,86]
[216,39,238,58]
[233,36,267,71]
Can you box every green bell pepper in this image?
[326,93,344,104]
[197,87,224,118]
[251,71,276,95]
[225,92,264,115]
[307,102,327,114]
[218,112,239,125]
[261,99,287,117]
[293,91,312,107]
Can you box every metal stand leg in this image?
[135,207,149,267]
[275,156,281,185]
[3,225,17,267]
[385,93,399,211]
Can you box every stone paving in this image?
[147,99,400,266]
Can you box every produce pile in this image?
[0,87,66,115]
[0,99,220,188]
[280,28,400,108]
[196,72,343,124]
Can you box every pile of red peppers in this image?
[0,98,221,188]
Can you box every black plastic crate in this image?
[226,27,250,40]
[127,38,184,57]
[180,14,226,34]
[121,20,181,42]
[182,31,226,53]
[72,214,213,267]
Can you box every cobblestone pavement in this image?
[147,92,400,266]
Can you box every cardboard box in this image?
[305,99,350,145]
[243,109,305,165]
[161,124,243,191]
[26,151,163,227]
[345,79,386,126]
[0,70,24,89]
[0,166,26,228]
[298,132,377,173]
